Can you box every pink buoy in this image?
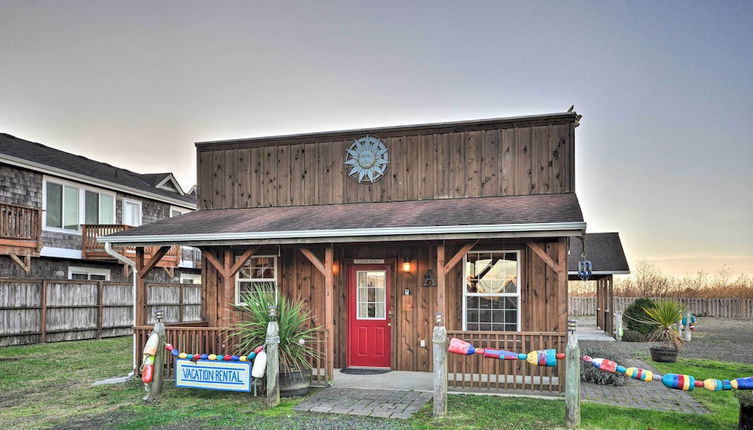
[447,338,475,355]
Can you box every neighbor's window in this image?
[235,255,277,304]
[462,250,520,331]
[122,199,142,226]
[68,266,110,281]
[44,179,115,231]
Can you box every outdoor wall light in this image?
[401,258,411,273]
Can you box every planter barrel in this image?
[741,404,753,430]
[650,346,678,363]
[280,368,312,397]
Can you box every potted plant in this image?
[735,391,753,430]
[643,300,686,363]
[232,284,321,396]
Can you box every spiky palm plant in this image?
[230,284,321,373]
[642,300,686,349]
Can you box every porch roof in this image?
[568,232,630,276]
[99,193,585,246]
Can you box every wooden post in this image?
[432,312,448,417]
[40,279,47,343]
[97,280,104,339]
[143,309,166,402]
[136,247,146,326]
[436,243,445,315]
[683,311,692,342]
[266,305,280,407]
[615,312,623,341]
[324,244,334,383]
[565,325,581,427]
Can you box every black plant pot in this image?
[740,404,753,430]
[650,346,678,363]
[280,368,312,397]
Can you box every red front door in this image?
[348,265,391,368]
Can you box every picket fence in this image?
[569,296,753,318]
[0,279,201,347]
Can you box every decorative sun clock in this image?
[345,135,389,183]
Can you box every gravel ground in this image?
[578,316,753,364]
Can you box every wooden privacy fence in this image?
[0,279,202,347]
[134,325,329,385]
[569,296,753,318]
[446,331,566,393]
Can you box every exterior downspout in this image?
[104,241,138,373]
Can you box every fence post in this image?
[565,320,580,427]
[615,312,623,341]
[143,309,165,402]
[266,305,280,407]
[432,312,448,418]
[40,280,47,343]
[97,281,104,339]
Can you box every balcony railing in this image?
[82,224,180,266]
[0,203,42,255]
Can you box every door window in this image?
[356,270,386,319]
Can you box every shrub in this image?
[644,300,686,349]
[580,345,628,386]
[735,390,753,407]
[621,329,646,342]
[623,297,657,336]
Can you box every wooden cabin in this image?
[103,112,586,392]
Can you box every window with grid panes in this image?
[462,251,520,331]
[235,256,277,304]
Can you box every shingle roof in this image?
[102,193,585,244]
[568,232,629,274]
[0,133,195,205]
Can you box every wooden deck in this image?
[0,202,41,257]
[82,224,181,267]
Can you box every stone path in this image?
[581,359,708,414]
[293,388,432,419]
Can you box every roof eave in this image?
[97,221,586,247]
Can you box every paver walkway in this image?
[294,388,432,419]
[581,359,708,414]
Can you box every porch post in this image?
[266,305,280,407]
[135,247,146,326]
[436,243,446,315]
[324,244,334,382]
[432,313,448,417]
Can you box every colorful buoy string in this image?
[164,343,264,363]
[583,355,753,391]
[447,338,565,367]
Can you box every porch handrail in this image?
[82,224,179,258]
[0,202,42,242]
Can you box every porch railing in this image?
[82,224,180,264]
[0,203,42,252]
[134,325,329,384]
[446,331,567,393]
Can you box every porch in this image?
[0,202,41,273]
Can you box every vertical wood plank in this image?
[277,145,291,206]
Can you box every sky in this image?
[1,1,751,277]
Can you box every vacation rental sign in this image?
[175,359,252,392]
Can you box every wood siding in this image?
[201,238,567,372]
[197,118,576,209]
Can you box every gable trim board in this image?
[0,153,196,210]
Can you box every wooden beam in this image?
[524,239,560,273]
[299,246,326,275]
[135,247,146,326]
[9,253,31,274]
[200,247,226,276]
[436,242,446,315]
[138,246,171,278]
[324,244,334,382]
[558,237,568,332]
[162,266,175,279]
[220,248,234,327]
[228,246,259,278]
[443,240,478,273]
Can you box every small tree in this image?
[231,284,321,373]
[643,300,685,349]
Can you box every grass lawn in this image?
[1,337,749,429]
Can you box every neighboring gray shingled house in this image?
[0,132,200,283]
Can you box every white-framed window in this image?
[235,255,277,305]
[68,266,111,281]
[462,250,521,332]
[170,207,196,264]
[356,270,387,320]
[43,177,116,233]
[122,199,142,227]
[179,273,201,285]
